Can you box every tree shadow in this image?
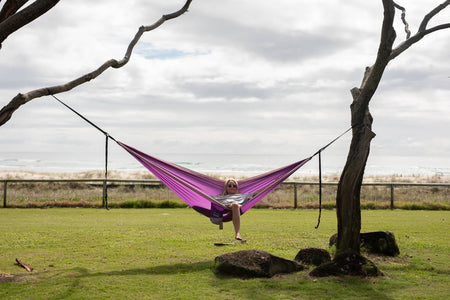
[18,257,446,299]
[12,261,214,299]
[69,260,214,279]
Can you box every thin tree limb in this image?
[393,2,410,38]
[15,258,33,272]
[353,0,396,121]
[0,0,193,126]
[418,0,450,32]
[353,0,450,121]
[390,0,450,60]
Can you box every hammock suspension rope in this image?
[51,94,351,228]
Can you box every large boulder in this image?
[215,249,307,278]
[294,248,331,266]
[310,249,383,277]
[329,231,400,256]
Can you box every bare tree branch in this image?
[353,0,396,118]
[390,0,450,60]
[0,0,59,47]
[419,0,450,32]
[393,2,410,38]
[0,0,29,22]
[0,0,193,126]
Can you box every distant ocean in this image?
[1,150,449,177]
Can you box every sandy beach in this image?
[0,170,448,184]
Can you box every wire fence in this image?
[1,179,449,209]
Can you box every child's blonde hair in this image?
[222,178,239,195]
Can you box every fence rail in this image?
[2,178,449,209]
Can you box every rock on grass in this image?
[215,249,307,278]
[310,249,383,277]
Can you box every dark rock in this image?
[329,233,338,247]
[215,249,307,278]
[294,248,331,266]
[360,231,400,256]
[329,231,400,256]
[310,249,383,277]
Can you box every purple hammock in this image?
[118,142,312,222]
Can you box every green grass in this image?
[0,209,448,299]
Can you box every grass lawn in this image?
[0,208,448,299]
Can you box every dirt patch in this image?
[0,273,19,283]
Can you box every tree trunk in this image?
[334,0,449,254]
[335,0,396,254]
[336,98,375,254]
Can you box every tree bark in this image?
[0,0,60,48]
[335,0,450,254]
[0,0,29,23]
[335,0,396,254]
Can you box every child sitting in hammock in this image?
[210,179,253,241]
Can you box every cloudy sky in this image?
[0,0,449,175]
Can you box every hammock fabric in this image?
[51,94,351,228]
[118,142,311,222]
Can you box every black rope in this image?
[312,127,352,158]
[51,92,352,217]
[315,150,322,229]
[311,126,352,229]
[51,94,115,209]
[51,95,107,136]
[104,135,109,210]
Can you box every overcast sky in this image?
[0,0,449,175]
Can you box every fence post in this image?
[294,183,298,209]
[3,180,6,208]
[390,184,394,209]
[102,179,107,208]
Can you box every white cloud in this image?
[0,0,449,175]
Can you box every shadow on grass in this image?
[30,261,215,298]
[11,258,446,300]
[209,269,395,300]
[66,260,396,300]
[69,260,214,278]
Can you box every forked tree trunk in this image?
[335,0,396,254]
[335,0,449,254]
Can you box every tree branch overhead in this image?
[390,0,450,60]
[0,0,60,48]
[0,0,193,126]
